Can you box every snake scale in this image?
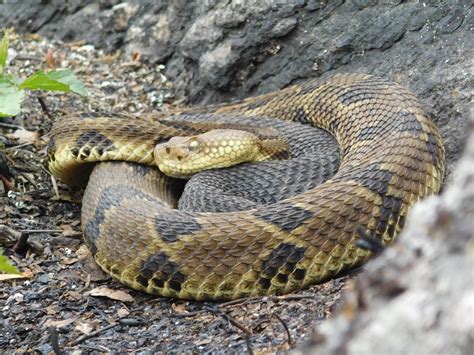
[48,74,445,301]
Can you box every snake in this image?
[48,74,445,301]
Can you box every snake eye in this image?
[188,140,200,152]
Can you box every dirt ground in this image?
[0,33,349,353]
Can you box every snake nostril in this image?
[177,155,183,161]
[165,147,171,154]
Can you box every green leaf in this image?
[47,69,85,96]
[19,69,85,95]
[19,70,69,92]
[0,30,10,75]
[0,77,24,117]
[0,248,20,274]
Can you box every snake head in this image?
[154,129,289,179]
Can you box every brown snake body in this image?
[48,74,445,300]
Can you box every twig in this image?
[21,229,63,234]
[2,142,35,150]
[38,96,52,119]
[170,310,207,318]
[0,122,23,130]
[12,54,43,61]
[221,312,252,336]
[50,174,60,199]
[245,337,254,355]
[67,307,145,347]
[48,326,64,355]
[205,306,252,337]
[219,294,317,309]
[78,344,111,352]
[68,323,118,347]
[273,313,293,346]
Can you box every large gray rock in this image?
[0,0,472,172]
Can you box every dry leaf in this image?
[0,272,32,281]
[61,224,82,237]
[66,291,83,301]
[76,244,90,260]
[46,304,59,315]
[195,338,212,346]
[9,127,40,144]
[44,317,75,329]
[75,321,95,335]
[88,286,135,303]
[171,302,188,314]
[46,48,57,69]
[61,257,79,265]
[117,307,130,318]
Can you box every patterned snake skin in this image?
[48,74,445,300]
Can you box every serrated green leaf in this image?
[19,69,85,96]
[0,78,24,117]
[0,30,10,75]
[0,248,20,274]
[47,69,85,96]
[19,70,70,92]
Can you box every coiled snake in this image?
[48,74,445,300]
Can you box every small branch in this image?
[0,122,23,130]
[273,313,293,346]
[245,337,254,355]
[67,307,144,347]
[21,229,63,234]
[48,326,64,355]
[2,142,35,151]
[50,174,60,200]
[219,294,317,309]
[205,306,252,337]
[170,310,207,318]
[38,96,52,119]
[68,323,118,347]
[220,311,252,337]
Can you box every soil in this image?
[0,32,348,354]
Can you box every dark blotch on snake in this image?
[254,204,314,232]
[83,186,150,250]
[350,163,404,237]
[427,132,442,166]
[396,112,423,134]
[294,107,308,124]
[130,164,153,177]
[158,120,203,135]
[154,211,202,243]
[259,243,306,288]
[136,252,186,292]
[338,88,379,106]
[356,111,421,141]
[76,129,115,152]
[47,137,56,156]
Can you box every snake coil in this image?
[48,74,445,300]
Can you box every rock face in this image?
[296,116,474,355]
[0,0,472,172]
